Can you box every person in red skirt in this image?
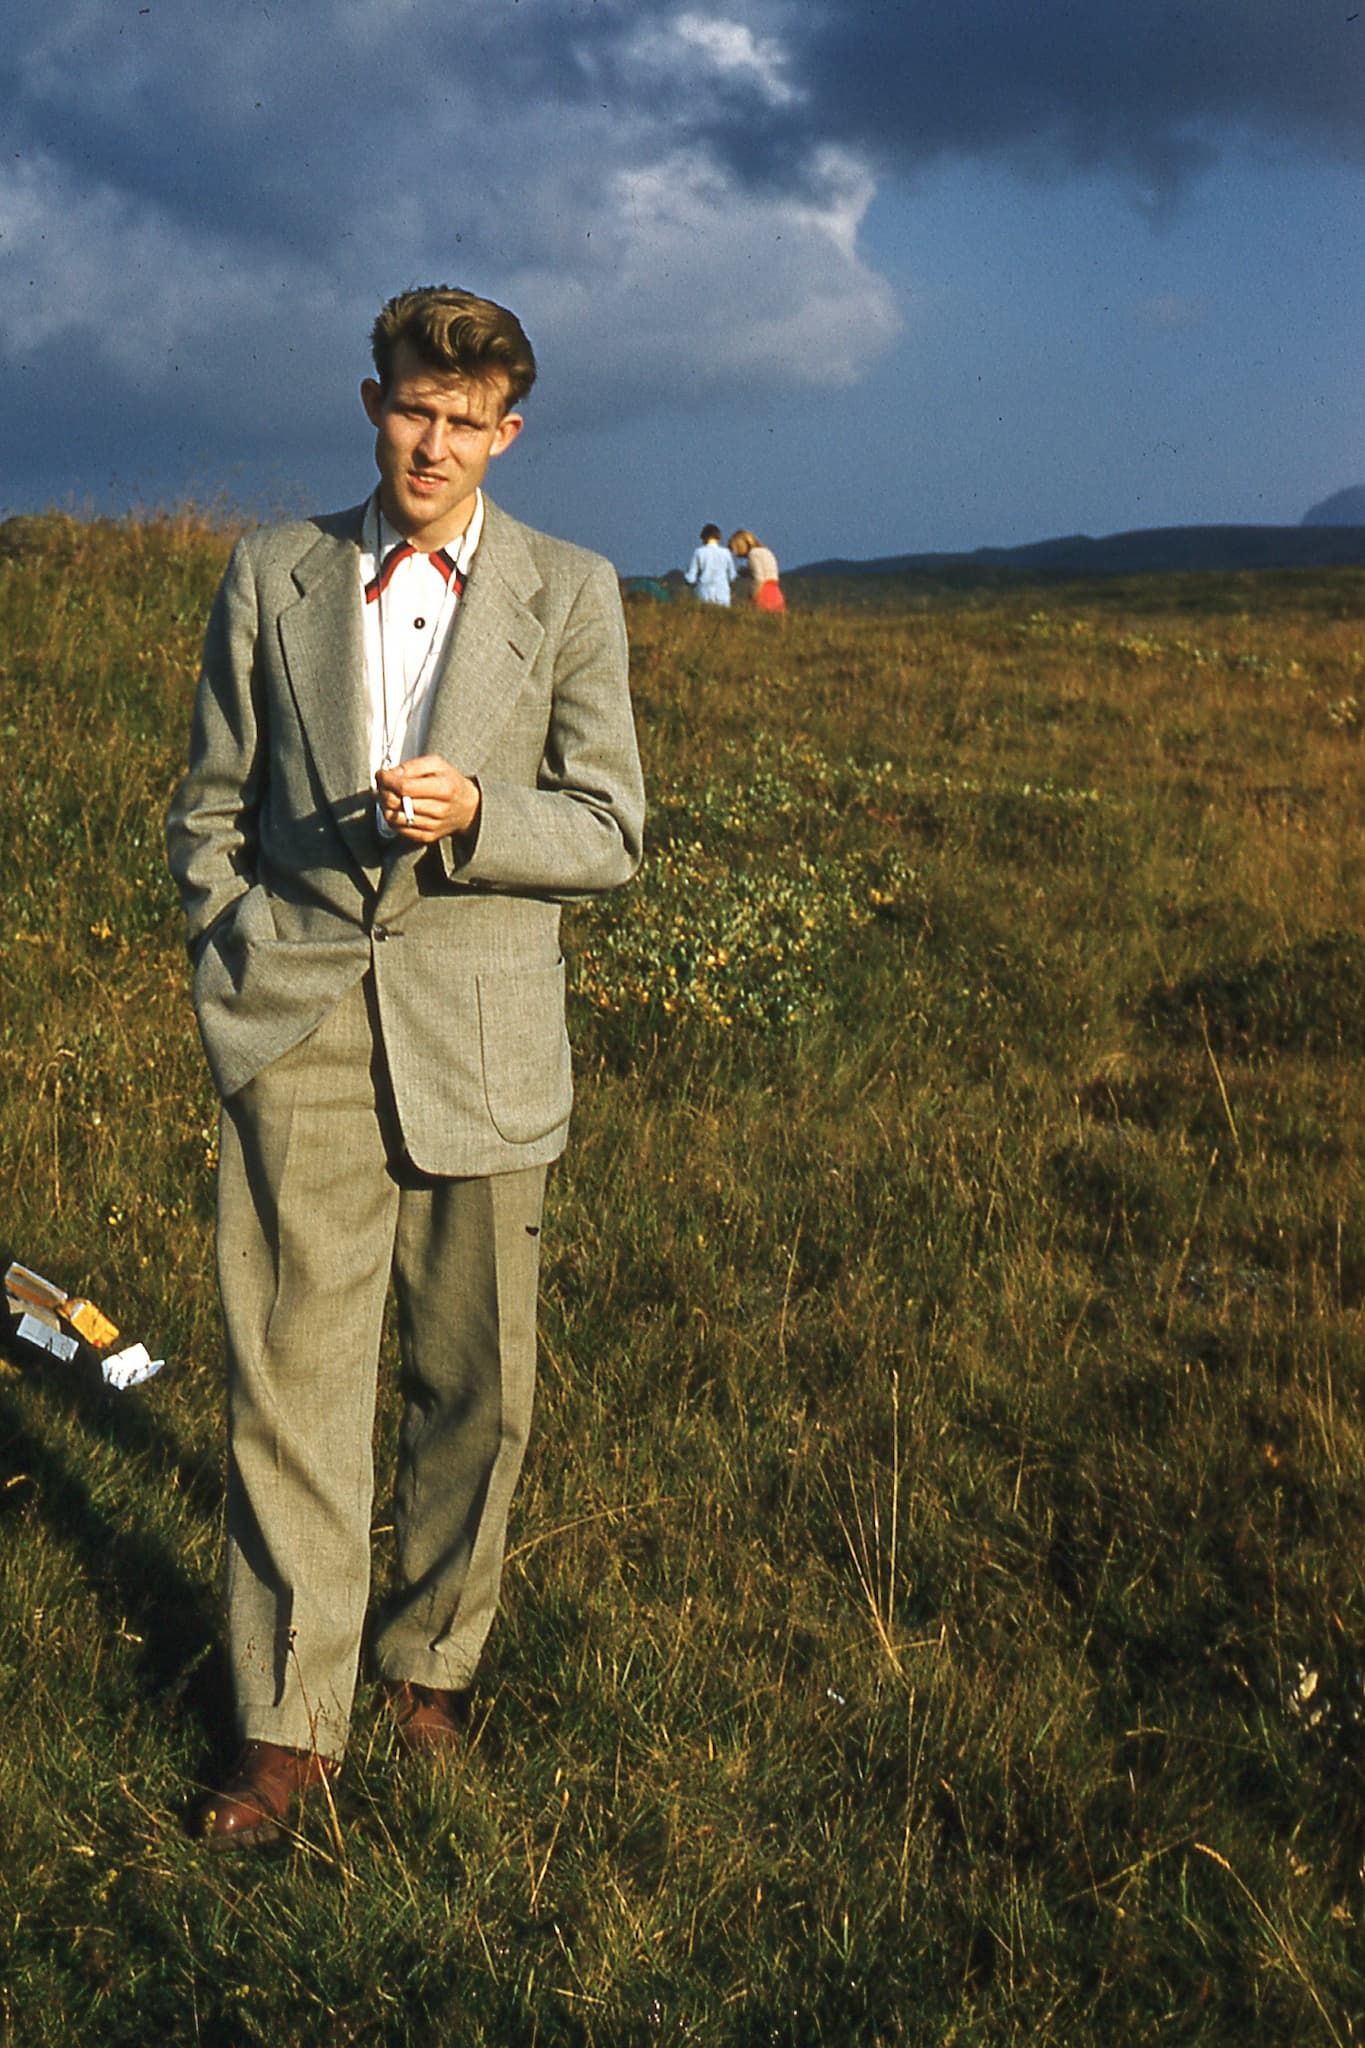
[728,529,785,612]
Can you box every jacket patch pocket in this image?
[477,961,573,1145]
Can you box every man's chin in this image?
[403,481,448,513]
[384,494,439,542]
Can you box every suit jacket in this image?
[166,496,644,1177]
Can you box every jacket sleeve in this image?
[443,554,645,903]
[164,539,265,954]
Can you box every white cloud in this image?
[508,145,899,407]
[0,151,343,419]
[0,0,903,506]
[0,9,899,418]
[633,13,802,107]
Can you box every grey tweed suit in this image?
[167,495,644,1754]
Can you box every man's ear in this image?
[360,377,384,427]
[491,411,524,459]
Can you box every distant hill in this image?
[791,523,1365,585]
[1302,486,1365,527]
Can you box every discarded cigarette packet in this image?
[14,1313,80,1364]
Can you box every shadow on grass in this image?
[0,1363,228,1753]
[1144,929,1365,1056]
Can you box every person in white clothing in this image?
[684,524,738,606]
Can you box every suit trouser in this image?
[215,975,546,1758]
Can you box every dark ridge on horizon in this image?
[1302,485,1365,527]
[789,522,1365,583]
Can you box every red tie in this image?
[365,543,465,602]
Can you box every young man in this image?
[167,287,644,1848]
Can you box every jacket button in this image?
[373,925,388,942]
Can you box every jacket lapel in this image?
[276,505,382,883]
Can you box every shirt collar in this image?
[366,488,485,576]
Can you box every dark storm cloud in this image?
[685,1,1365,203]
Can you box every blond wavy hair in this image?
[370,287,537,407]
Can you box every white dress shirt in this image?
[359,489,485,781]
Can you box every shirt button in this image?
[413,616,426,629]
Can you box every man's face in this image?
[360,340,523,548]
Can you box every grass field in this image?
[1,510,1362,2044]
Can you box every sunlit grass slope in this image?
[1,512,1362,2044]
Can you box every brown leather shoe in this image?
[387,1681,471,1755]
[199,1740,336,1850]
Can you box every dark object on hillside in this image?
[0,513,89,566]
[1302,486,1365,528]
[3,1259,164,1390]
[622,576,676,604]
[1142,930,1365,1059]
[792,523,1365,586]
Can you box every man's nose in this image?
[415,420,448,462]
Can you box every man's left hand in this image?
[375,757,481,846]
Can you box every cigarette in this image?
[401,795,415,825]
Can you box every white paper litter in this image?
[101,1343,165,1391]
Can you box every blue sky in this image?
[2,1,1361,575]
